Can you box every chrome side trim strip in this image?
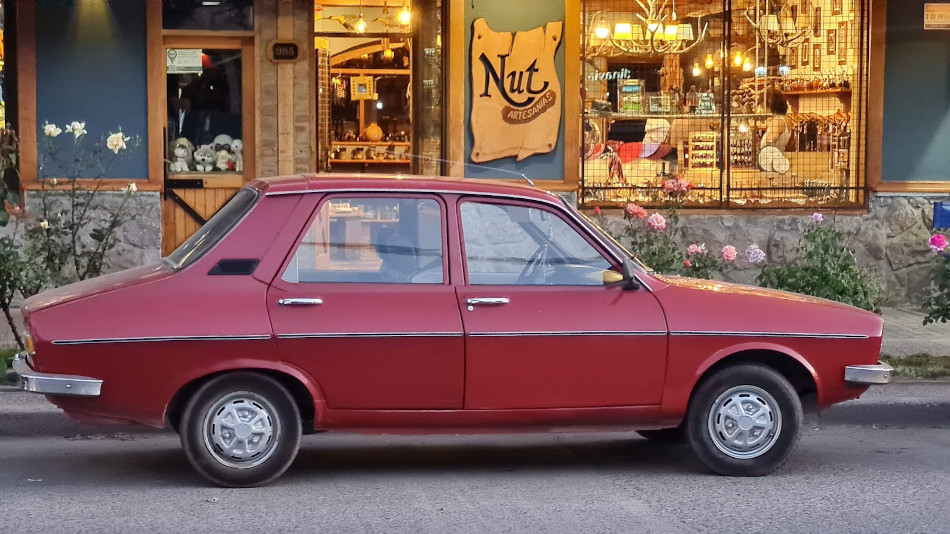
[469,331,667,337]
[51,335,272,346]
[845,363,893,384]
[670,331,869,340]
[278,332,464,339]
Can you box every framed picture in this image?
[814,7,822,35]
[350,75,376,100]
[812,44,822,72]
[801,39,810,65]
[788,47,797,69]
[838,21,849,64]
[832,0,842,15]
[827,30,836,55]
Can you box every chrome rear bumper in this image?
[844,362,893,385]
[12,352,103,396]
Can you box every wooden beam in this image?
[446,0,465,177]
[17,2,37,189]
[866,0,885,192]
[563,0,581,190]
[147,0,164,188]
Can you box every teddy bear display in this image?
[169,137,194,173]
[231,139,244,172]
[213,134,233,153]
[215,148,235,172]
[194,144,215,172]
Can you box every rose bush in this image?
[923,233,950,325]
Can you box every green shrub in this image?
[757,217,883,312]
[922,234,950,325]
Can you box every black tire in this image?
[636,426,687,443]
[686,364,802,477]
[180,372,302,487]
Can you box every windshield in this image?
[166,187,261,270]
[567,204,653,273]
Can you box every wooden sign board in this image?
[470,18,563,163]
[268,41,301,63]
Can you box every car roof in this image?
[248,173,564,203]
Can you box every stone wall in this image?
[597,193,948,306]
[21,190,163,274]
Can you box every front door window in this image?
[460,201,612,286]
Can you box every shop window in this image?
[163,0,253,31]
[283,197,445,284]
[316,0,444,174]
[166,49,243,175]
[581,0,867,210]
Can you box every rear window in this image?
[166,187,261,270]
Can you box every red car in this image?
[14,174,892,487]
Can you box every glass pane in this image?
[167,49,244,175]
[283,197,444,284]
[461,203,610,286]
[580,0,866,210]
[163,0,253,31]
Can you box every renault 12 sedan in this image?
[14,174,892,487]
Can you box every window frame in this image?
[457,196,618,287]
[279,192,451,286]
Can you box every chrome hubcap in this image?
[707,385,781,460]
[203,393,279,469]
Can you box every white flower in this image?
[51,178,58,186]
[66,121,87,138]
[39,220,50,230]
[107,131,131,154]
[124,182,138,195]
[43,123,62,137]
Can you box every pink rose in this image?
[930,234,948,253]
[625,203,648,219]
[647,212,667,231]
[687,243,707,255]
[812,213,823,223]
[722,245,737,262]
[593,206,601,215]
[12,206,21,216]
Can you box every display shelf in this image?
[330,159,412,164]
[333,141,411,146]
[783,89,852,96]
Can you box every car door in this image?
[456,198,668,410]
[267,194,464,410]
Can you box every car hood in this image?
[650,274,884,338]
[23,262,175,315]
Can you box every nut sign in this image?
[470,18,563,163]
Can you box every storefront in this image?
[6,0,950,302]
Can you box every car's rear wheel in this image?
[686,364,802,476]
[180,372,301,487]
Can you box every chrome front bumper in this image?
[12,352,103,396]
[844,362,894,385]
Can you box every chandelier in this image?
[587,0,708,57]
[744,1,812,49]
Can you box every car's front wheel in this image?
[686,364,803,476]
[180,372,302,487]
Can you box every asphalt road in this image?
[1,384,948,534]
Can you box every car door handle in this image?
[466,298,510,306]
[278,298,324,306]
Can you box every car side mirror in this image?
[603,260,641,290]
[621,259,642,290]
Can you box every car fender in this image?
[660,340,820,417]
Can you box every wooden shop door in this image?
[160,35,256,256]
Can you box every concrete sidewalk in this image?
[2,306,949,357]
